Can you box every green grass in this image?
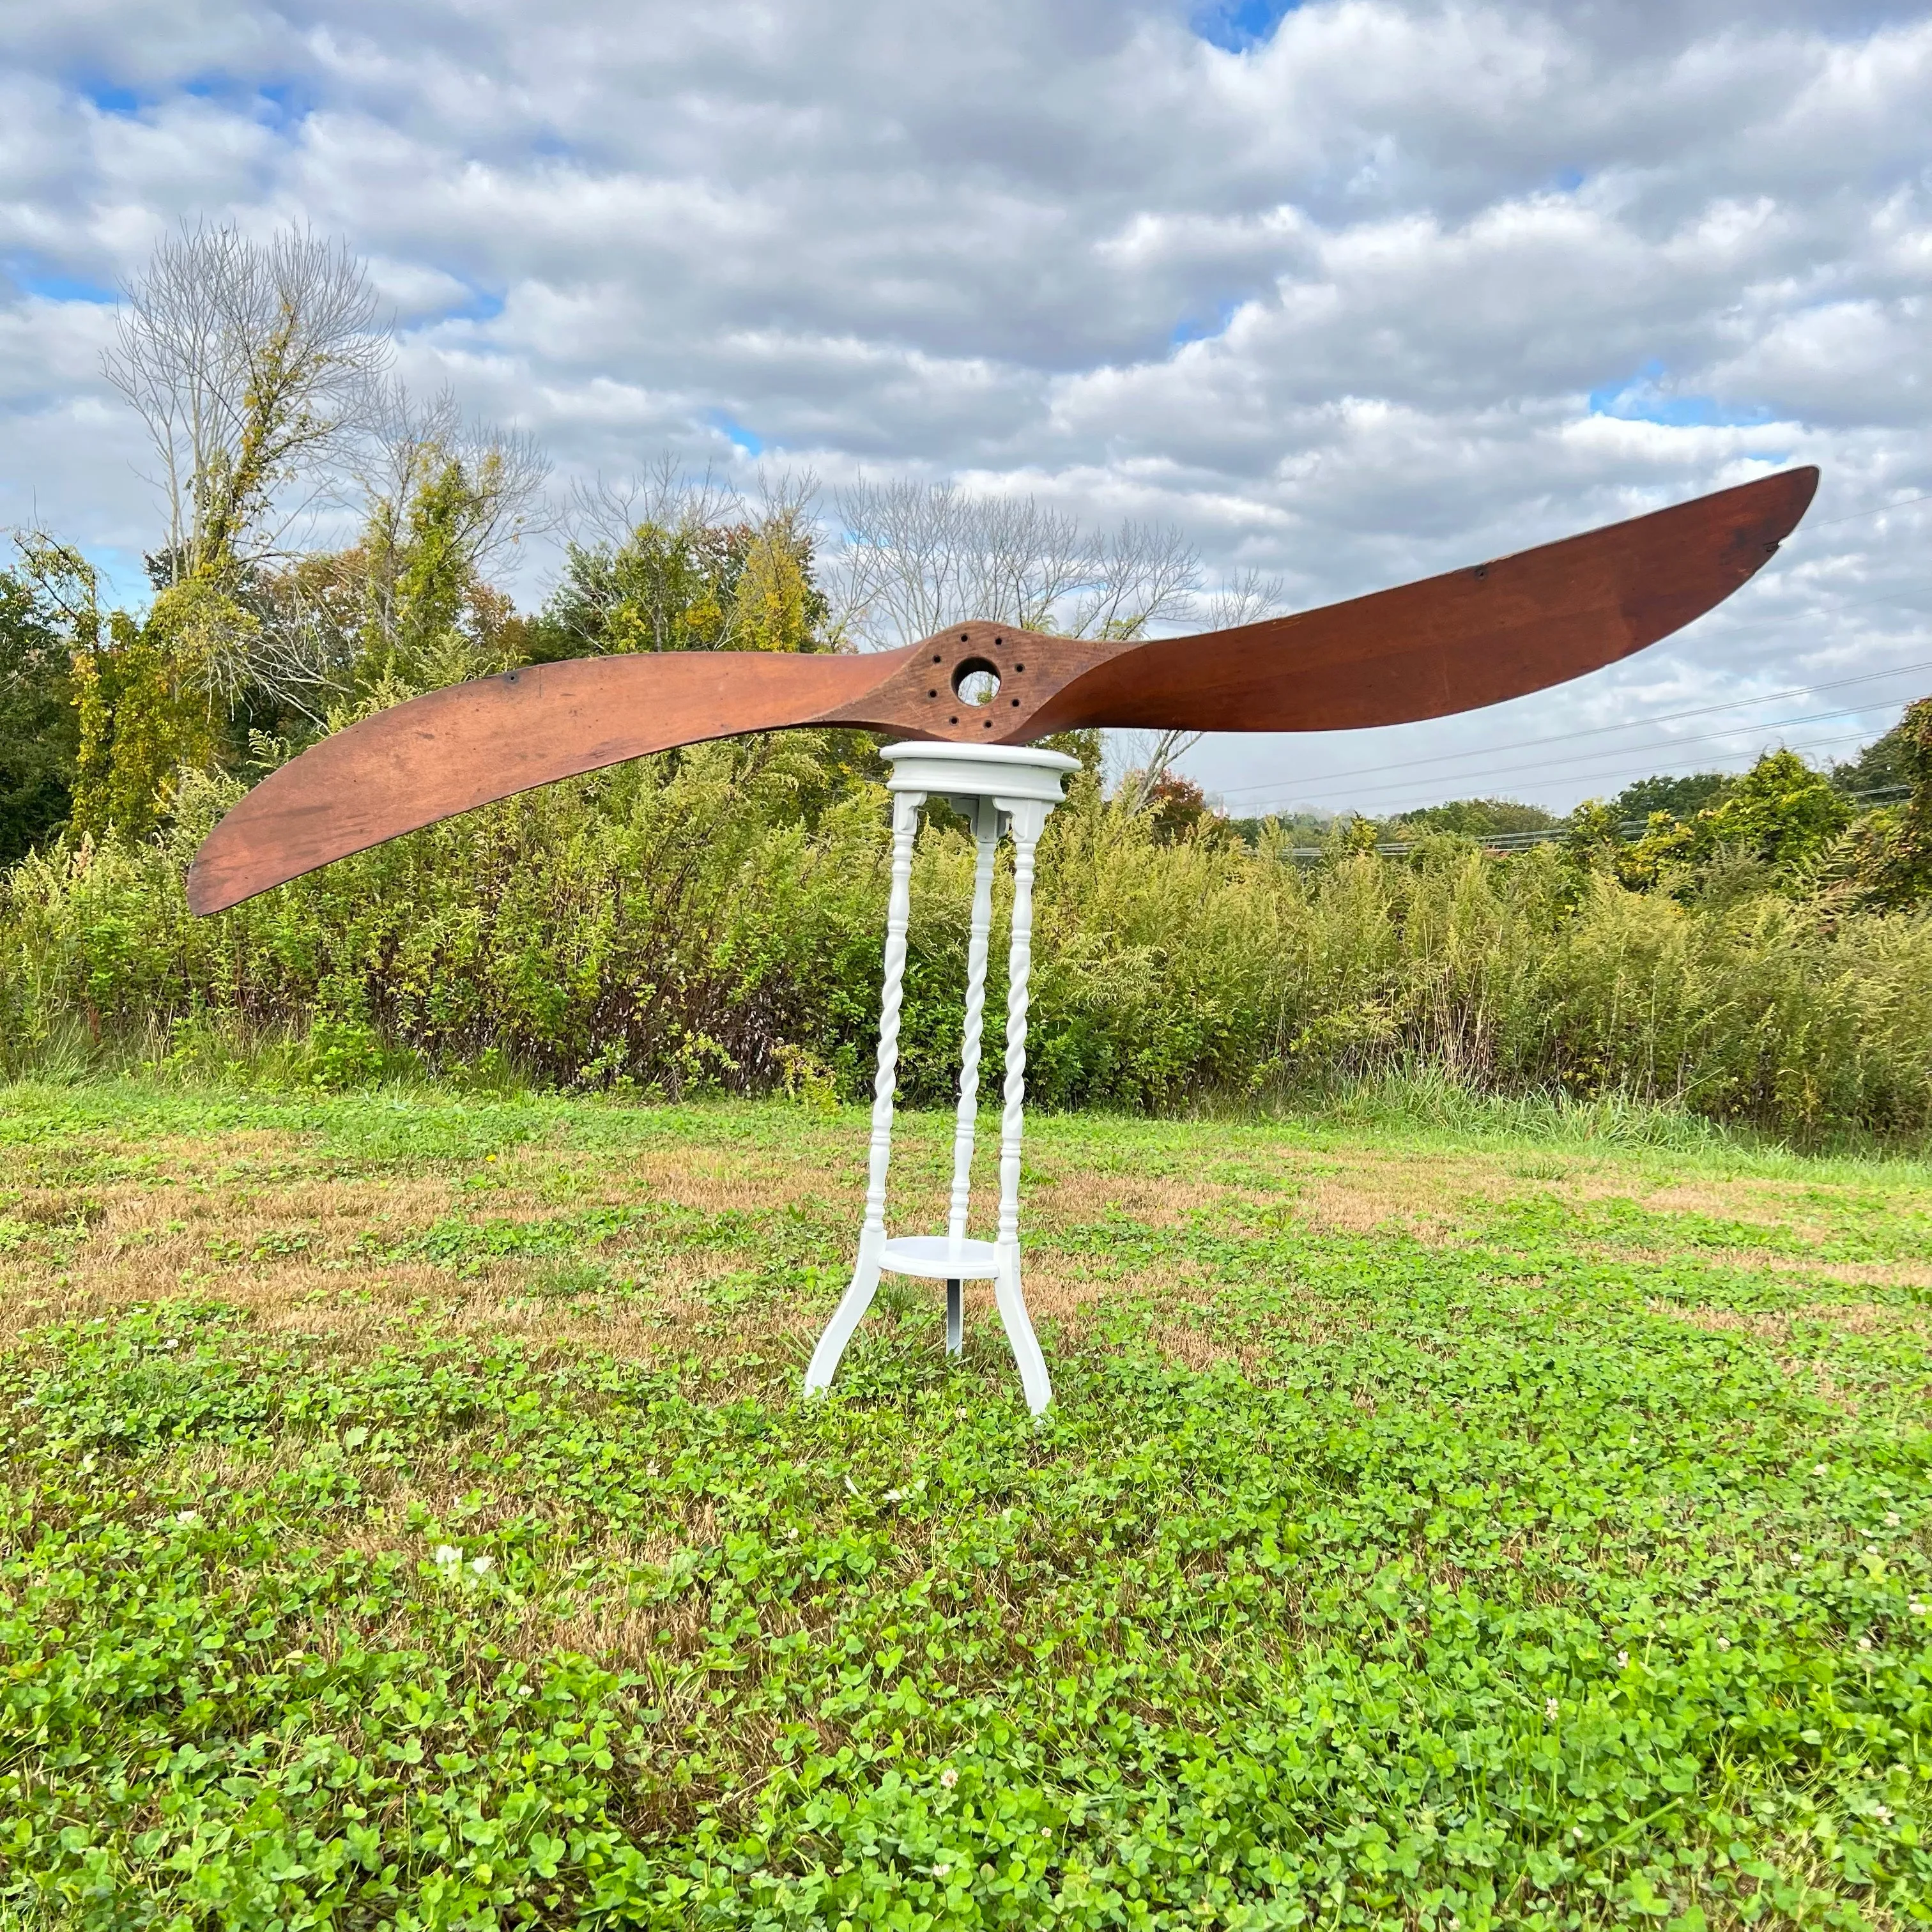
[3,1080,1931,1928]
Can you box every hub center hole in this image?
[952,657,1001,706]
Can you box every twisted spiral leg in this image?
[993,800,1052,1415]
[806,790,923,1397]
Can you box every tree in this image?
[83,224,400,793]
[1386,797,1560,839]
[536,465,829,659]
[733,513,825,653]
[0,559,79,862]
[352,384,549,687]
[104,222,389,586]
[226,550,366,732]
[10,535,252,843]
[1563,797,1626,868]
[1611,811,1696,892]
[1611,770,1733,820]
[1572,751,1853,898]
[1563,795,1696,893]
[209,385,553,721]
[40,229,551,832]
[1144,772,1227,845]
[1832,714,1916,799]
[73,606,227,841]
[541,523,749,657]
[1831,697,1932,908]
[1693,747,1851,871]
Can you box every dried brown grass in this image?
[7,1105,1928,1406]
[1650,1299,1924,1342]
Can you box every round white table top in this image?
[878,1234,1002,1280]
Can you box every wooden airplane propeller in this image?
[188,466,1818,914]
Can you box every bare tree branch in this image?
[566,455,740,553]
[1068,520,1201,642]
[1202,565,1286,636]
[832,478,1200,650]
[229,385,552,719]
[358,381,553,575]
[103,222,390,583]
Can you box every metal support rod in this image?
[947,801,1000,1245]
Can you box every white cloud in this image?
[1,0,1928,811]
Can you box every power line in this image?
[1257,730,1886,831]
[1294,780,1912,859]
[1799,489,1932,531]
[1209,598,1931,802]
[1235,713,1892,815]
[1192,494,1931,815]
[1213,652,1932,803]
[1257,732,1880,831]
[1245,723,1878,815]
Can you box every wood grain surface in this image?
[188,466,1817,913]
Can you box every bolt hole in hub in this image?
[953,656,1001,707]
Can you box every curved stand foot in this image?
[804,1228,884,1397]
[993,1243,1052,1416]
[946,1278,963,1356]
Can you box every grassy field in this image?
[3,1082,1931,1929]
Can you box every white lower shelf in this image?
[878,1235,1001,1279]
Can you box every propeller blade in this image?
[187,649,901,913]
[190,467,1816,913]
[1024,466,1818,736]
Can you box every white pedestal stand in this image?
[804,741,1078,1416]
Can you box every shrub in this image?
[6,739,1932,1137]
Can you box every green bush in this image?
[4,739,1932,1136]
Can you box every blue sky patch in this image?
[1554,166,1584,192]
[1589,361,1773,429]
[4,257,116,305]
[84,548,154,613]
[180,72,312,128]
[1171,298,1243,348]
[1192,1,1302,53]
[710,415,764,457]
[78,80,142,116]
[254,80,311,126]
[443,285,507,323]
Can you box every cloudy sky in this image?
[2,0,1928,817]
